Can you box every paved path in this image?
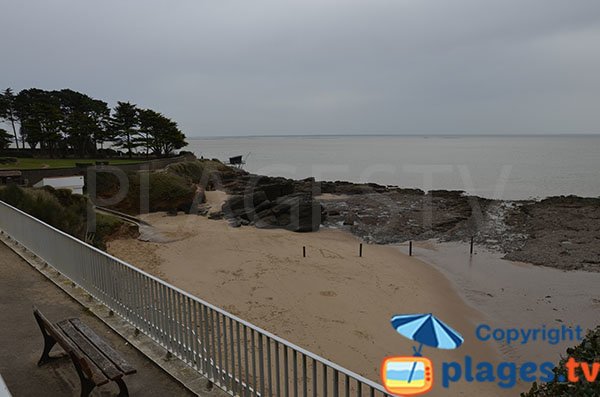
[0,242,193,397]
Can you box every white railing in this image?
[0,200,389,397]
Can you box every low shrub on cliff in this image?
[166,159,230,185]
[92,213,138,250]
[94,170,196,214]
[0,184,130,249]
[0,184,87,238]
[147,171,196,212]
[521,326,600,397]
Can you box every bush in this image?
[0,184,87,239]
[93,169,196,214]
[521,326,600,397]
[92,213,137,249]
[0,184,132,249]
[166,160,229,185]
[166,161,206,183]
[147,171,196,212]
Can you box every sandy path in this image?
[108,212,513,396]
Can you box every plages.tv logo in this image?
[381,313,464,396]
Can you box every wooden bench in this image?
[33,308,137,397]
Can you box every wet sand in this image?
[107,202,511,396]
[401,241,600,364]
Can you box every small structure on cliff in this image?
[33,175,85,195]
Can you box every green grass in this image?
[95,212,123,228]
[0,157,143,170]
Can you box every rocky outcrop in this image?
[503,196,600,271]
[223,192,325,232]
[321,189,487,243]
[191,159,600,272]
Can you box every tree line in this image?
[0,87,187,157]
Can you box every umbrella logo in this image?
[381,313,464,396]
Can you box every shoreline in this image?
[104,186,600,396]
[107,211,514,396]
[397,240,600,364]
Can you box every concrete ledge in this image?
[0,231,229,397]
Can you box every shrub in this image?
[521,326,600,397]
[93,169,195,214]
[0,184,87,239]
[147,171,195,212]
[166,159,229,185]
[92,213,137,249]
[0,184,132,249]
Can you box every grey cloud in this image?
[1,0,599,135]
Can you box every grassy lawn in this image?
[0,158,143,170]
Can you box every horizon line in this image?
[186,132,600,139]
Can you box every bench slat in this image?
[57,320,123,381]
[70,318,137,375]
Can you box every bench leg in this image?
[116,378,129,397]
[79,378,95,397]
[70,355,96,397]
[34,315,57,366]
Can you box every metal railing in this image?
[0,200,390,397]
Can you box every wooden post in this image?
[359,243,363,257]
[303,246,306,258]
[409,241,413,256]
[470,236,474,255]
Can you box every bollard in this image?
[359,243,363,257]
[303,246,306,258]
[470,236,474,255]
[409,241,413,256]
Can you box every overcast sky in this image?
[1,0,599,136]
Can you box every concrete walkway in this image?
[0,242,194,397]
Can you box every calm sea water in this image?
[186,136,600,200]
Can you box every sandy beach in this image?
[107,196,520,396]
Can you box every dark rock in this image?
[221,191,326,232]
[255,208,275,220]
[222,191,269,220]
[273,193,325,232]
[223,191,268,212]
[254,199,274,213]
[343,214,355,226]
[255,215,280,229]
[208,211,223,220]
[259,182,295,201]
[228,218,242,228]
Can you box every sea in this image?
[186,135,600,200]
